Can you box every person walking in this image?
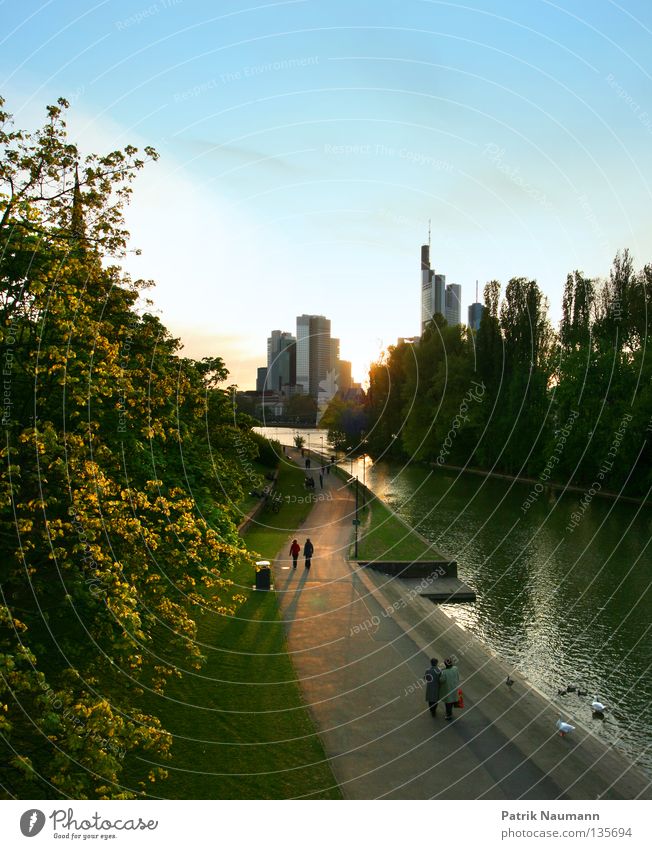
[305,457,311,469]
[438,657,460,721]
[303,538,314,569]
[319,471,324,489]
[424,658,441,716]
[289,539,300,568]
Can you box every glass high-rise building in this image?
[445,284,462,326]
[420,244,448,333]
[468,302,484,330]
[295,314,334,397]
[266,330,296,392]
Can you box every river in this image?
[255,427,652,777]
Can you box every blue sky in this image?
[2,0,652,386]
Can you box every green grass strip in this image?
[132,458,341,799]
[354,490,445,563]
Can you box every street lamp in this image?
[347,475,360,559]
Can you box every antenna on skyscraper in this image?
[476,279,479,302]
[428,219,431,251]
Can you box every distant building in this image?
[420,241,462,332]
[296,314,334,398]
[445,283,462,326]
[468,302,484,331]
[266,330,296,392]
[336,359,352,393]
[420,242,456,332]
[420,244,435,334]
[330,337,340,376]
[295,314,310,395]
[256,367,268,393]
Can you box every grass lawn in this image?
[129,458,341,799]
[235,460,276,521]
[242,460,318,559]
[353,490,445,563]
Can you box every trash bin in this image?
[255,560,271,591]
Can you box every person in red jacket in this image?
[289,539,301,568]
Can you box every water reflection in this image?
[367,461,652,777]
[256,428,652,776]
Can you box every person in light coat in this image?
[424,658,441,716]
[438,657,460,721]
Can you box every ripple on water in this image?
[368,461,652,778]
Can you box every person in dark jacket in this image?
[289,539,300,568]
[424,658,441,716]
[303,538,314,569]
[439,657,460,721]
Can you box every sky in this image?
[2,0,652,388]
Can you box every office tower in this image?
[337,360,352,393]
[309,315,331,397]
[435,274,446,316]
[256,367,268,393]
[421,242,447,333]
[468,303,484,330]
[445,283,462,326]
[420,244,434,334]
[468,281,484,330]
[295,314,332,397]
[330,338,340,374]
[267,330,296,392]
[296,315,311,394]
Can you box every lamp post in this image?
[354,475,359,558]
[348,475,359,559]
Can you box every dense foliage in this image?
[367,259,652,498]
[0,97,262,798]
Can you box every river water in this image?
[256,427,652,777]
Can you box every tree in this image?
[0,96,255,798]
[0,95,158,256]
[285,393,318,423]
[319,394,368,451]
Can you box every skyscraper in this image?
[295,315,311,394]
[445,284,462,326]
[256,367,268,393]
[421,243,449,333]
[420,242,458,332]
[468,281,484,331]
[266,330,296,392]
[468,303,484,330]
[420,244,434,334]
[295,314,333,397]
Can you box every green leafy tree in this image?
[0,96,256,799]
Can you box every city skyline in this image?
[259,313,352,400]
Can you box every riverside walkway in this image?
[273,452,652,800]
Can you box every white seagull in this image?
[556,715,576,737]
[591,696,606,716]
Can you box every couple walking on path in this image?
[425,657,461,720]
[290,538,314,569]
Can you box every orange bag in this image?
[456,688,464,709]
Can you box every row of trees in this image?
[0,97,263,797]
[366,256,652,498]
